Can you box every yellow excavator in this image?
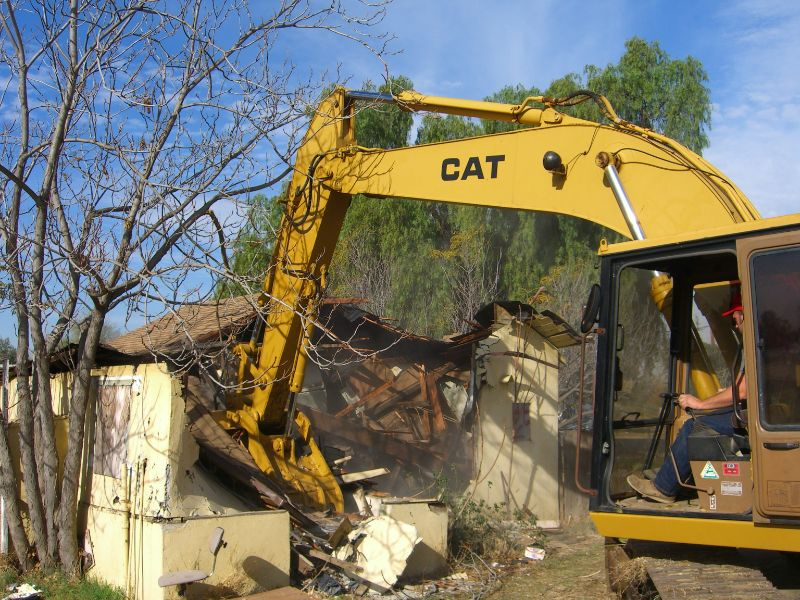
[214,86,800,591]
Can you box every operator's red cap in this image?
[722,282,742,317]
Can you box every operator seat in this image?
[158,527,225,595]
[687,420,750,461]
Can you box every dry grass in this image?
[608,555,650,598]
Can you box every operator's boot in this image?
[627,474,676,504]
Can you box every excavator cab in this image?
[588,238,746,514]
[589,217,800,549]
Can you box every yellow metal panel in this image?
[591,511,800,552]
[228,90,350,511]
[603,212,800,256]
[328,124,757,241]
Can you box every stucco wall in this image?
[7,364,290,598]
[6,370,71,419]
[161,512,290,599]
[470,321,561,526]
[86,507,289,600]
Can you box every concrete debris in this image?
[2,584,42,600]
[377,497,449,581]
[334,515,422,591]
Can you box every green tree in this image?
[217,193,284,299]
[584,37,710,153]
[416,114,482,144]
[355,76,416,149]
[328,76,454,334]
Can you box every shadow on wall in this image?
[183,556,286,599]
[242,556,290,590]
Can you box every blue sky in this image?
[2,0,799,341]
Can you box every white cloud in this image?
[379,0,630,97]
[704,1,800,217]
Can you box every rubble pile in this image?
[173,300,577,595]
[297,303,492,497]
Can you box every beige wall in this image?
[470,321,561,527]
[8,363,290,599]
[7,370,71,419]
[161,512,290,599]
[87,507,289,600]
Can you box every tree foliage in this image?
[355,76,416,149]
[0,338,15,364]
[584,37,711,153]
[326,76,455,333]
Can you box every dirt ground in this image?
[484,524,613,600]
[320,523,613,599]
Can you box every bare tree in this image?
[0,0,388,574]
[335,232,394,317]
[537,256,598,427]
[435,227,501,334]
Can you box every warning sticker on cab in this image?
[723,462,740,476]
[700,461,719,479]
[721,481,743,496]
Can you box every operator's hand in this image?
[678,394,701,410]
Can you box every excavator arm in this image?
[220,87,760,511]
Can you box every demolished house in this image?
[4,296,579,598]
[298,301,579,530]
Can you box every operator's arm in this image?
[678,374,747,410]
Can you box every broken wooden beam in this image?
[422,365,447,433]
[339,467,390,484]
[291,547,315,577]
[307,548,364,574]
[303,406,445,473]
[328,516,353,549]
[335,376,398,418]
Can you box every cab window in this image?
[751,246,800,429]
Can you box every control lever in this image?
[644,392,680,471]
[663,391,695,418]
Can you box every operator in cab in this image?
[627,290,746,503]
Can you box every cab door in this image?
[738,230,800,523]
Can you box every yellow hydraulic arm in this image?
[220,87,760,511]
